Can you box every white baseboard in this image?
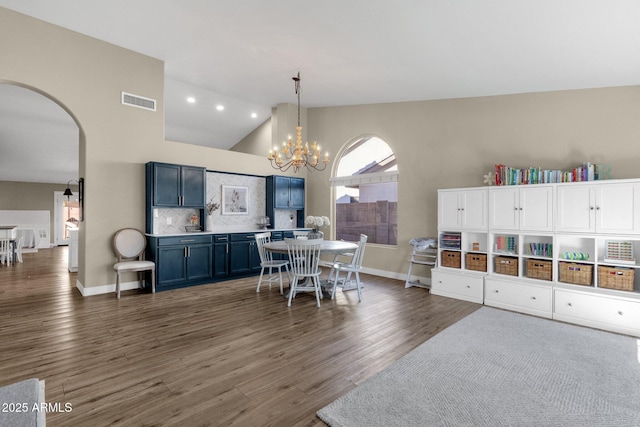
[76,268,423,297]
[76,279,141,297]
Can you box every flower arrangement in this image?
[206,200,220,215]
[305,215,330,231]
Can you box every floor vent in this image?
[121,92,156,111]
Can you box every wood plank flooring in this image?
[0,247,480,426]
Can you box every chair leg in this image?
[116,273,121,299]
[313,276,321,307]
[151,268,156,294]
[355,272,362,302]
[257,267,265,292]
[287,275,297,306]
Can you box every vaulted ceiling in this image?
[1,0,640,183]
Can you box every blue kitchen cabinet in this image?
[150,235,213,288]
[213,234,230,278]
[147,162,206,208]
[229,233,261,275]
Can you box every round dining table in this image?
[263,239,359,299]
[263,239,358,255]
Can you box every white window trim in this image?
[330,170,398,187]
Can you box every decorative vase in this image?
[308,229,324,240]
[206,215,214,231]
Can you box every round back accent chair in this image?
[112,228,155,299]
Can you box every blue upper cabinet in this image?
[270,175,305,209]
[289,177,305,209]
[147,162,206,208]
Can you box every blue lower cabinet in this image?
[150,235,213,289]
[213,234,230,278]
[229,233,262,275]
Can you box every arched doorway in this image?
[0,83,80,257]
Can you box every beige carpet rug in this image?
[317,307,640,426]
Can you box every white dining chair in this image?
[285,238,323,307]
[15,236,24,263]
[0,238,11,265]
[255,232,290,295]
[112,228,155,299]
[331,234,368,301]
[292,230,309,240]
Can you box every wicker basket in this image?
[466,253,487,272]
[441,251,461,268]
[559,262,592,286]
[526,259,552,281]
[598,266,635,291]
[495,256,518,276]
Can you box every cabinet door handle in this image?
[494,290,499,293]
[466,285,470,288]
[180,239,196,243]
[590,206,595,210]
[514,207,518,211]
[618,311,623,316]
[567,302,573,307]
[596,206,601,210]
[519,207,523,211]
[531,296,536,300]
[218,237,228,241]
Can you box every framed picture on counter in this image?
[222,185,249,215]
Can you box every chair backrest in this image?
[292,230,309,240]
[0,238,10,254]
[113,228,146,262]
[285,237,322,276]
[352,234,368,268]
[254,231,273,264]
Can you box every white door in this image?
[520,186,553,231]
[462,189,488,230]
[556,185,594,232]
[438,191,462,229]
[489,187,518,230]
[596,183,639,234]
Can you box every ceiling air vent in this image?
[121,91,156,111]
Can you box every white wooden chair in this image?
[292,230,309,239]
[15,236,24,263]
[0,238,11,265]
[285,238,323,307]
[112,228,155,299]
[331,234,368,301]
[255,232,290,295]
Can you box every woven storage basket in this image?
[466,253,487,272]
[598,266,635,291]
[559,262,592,286]
[526,259,552,281]
[441,251,461,268]
[495,256,518,276]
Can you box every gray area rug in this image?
[317,307,640,426]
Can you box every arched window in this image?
[331,136,398,245]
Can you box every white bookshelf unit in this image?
[431,180,640,337]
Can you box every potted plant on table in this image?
[305,215,330,239]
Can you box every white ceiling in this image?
[2,0,640,184]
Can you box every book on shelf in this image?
[494,162,602,186]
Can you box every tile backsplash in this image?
[152,171,302,234]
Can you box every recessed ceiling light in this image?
[251,112,257,118]
[187,97,196,103]
[216,105,224,111]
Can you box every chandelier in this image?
[268,72,329,172]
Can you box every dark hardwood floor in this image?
[0,247,480,426]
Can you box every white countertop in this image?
[146,227,310,238]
